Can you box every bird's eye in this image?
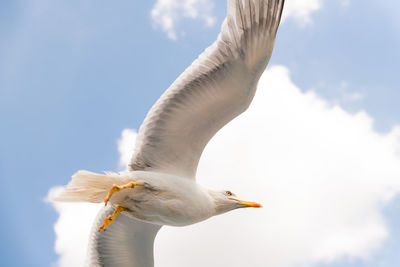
[226,191,233,196]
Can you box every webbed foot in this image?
[98,206,129,231]
[104,181,144,206]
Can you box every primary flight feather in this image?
[54,1,285,266]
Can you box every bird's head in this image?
[209,189,262,215]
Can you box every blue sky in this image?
[0,0,399,266]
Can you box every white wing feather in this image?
[86,206,161,267]
[130,0,284,178]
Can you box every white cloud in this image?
[48,65,400,267]
[117,128,138,169]
[282,0,322,26]
[47,187,102,267]
[156,66,400,266]
[151,0,215,40]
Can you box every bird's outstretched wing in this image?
[130,0,284,178]
[86,206,161,267]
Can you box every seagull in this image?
[54,0,284,266]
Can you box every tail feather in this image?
[51,170,132,203]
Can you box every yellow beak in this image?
[229,198,262,208]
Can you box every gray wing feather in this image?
[86,206,161,267]
[130,0,284,178]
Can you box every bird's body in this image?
[53,1,285,266]
[106,171,215,226]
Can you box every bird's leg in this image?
[98,206,128,231]
[104,181,144,206]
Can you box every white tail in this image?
[51,170,132,203]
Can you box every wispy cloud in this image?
[48,65,400,267]
[341,91,364,103]
[150,0,216,40]
[333,81,365,106]
[282,0,322,26]
[342,0,351,7]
